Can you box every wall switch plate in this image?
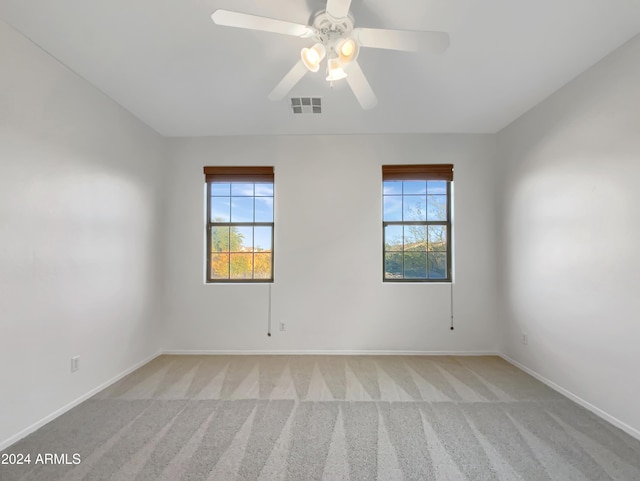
[521,333,528,345]
[279,322,285,331]
[71,356,80,373]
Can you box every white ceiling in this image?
[1,0,639,137]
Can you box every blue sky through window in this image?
[211,182,274,224]
[383,181,447,222]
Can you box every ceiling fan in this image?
[211,0,450,110]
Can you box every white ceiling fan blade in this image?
[354,28,450,53]
[326,0,353,21]
[346,61,377,110]
[268,60,309,101]
[211,10,313,37]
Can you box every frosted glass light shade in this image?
[301,43,326,72]
[337,38,358,64]
[326,57,347,81]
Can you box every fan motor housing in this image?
[311,11,354,52]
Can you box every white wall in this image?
[498,35,640,435]
[0,20,166,447]
[163,134,499,353]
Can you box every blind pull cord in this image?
[267,283,273,337]
[450,282,455,330]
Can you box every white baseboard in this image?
[0,350,162,452]
[162,349,500,356]
[499,353,640,441]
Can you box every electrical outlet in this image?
[521,333,528,345]
[279,322,285,332]
[71,356,80,373]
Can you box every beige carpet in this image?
[2,355,639,480]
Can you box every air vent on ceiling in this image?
[290,97,321,114]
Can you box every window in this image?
[204,166,274,282]
[382,164,453,282]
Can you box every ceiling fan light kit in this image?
[211,0,450,110]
